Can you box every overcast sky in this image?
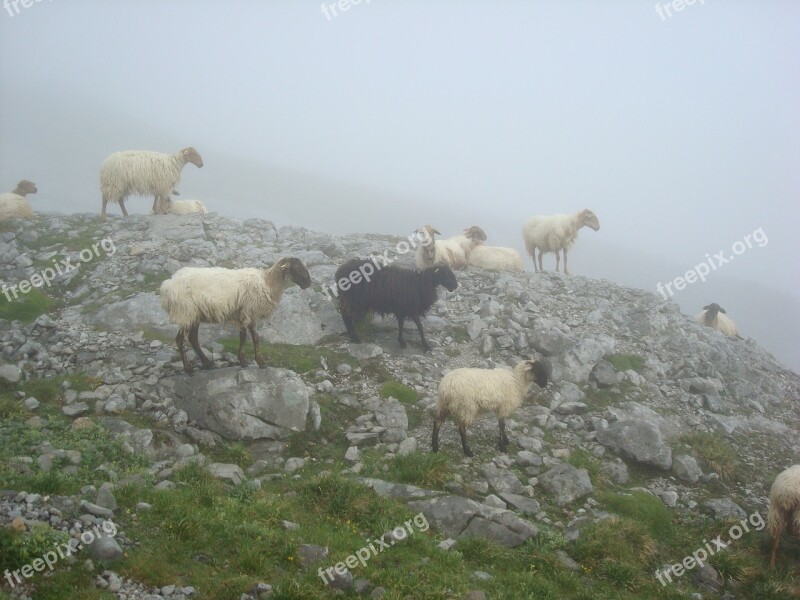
[1,1,798,369]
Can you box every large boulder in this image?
[596,419,672,470]
[162,367,313,441]
[539,464,593,506]
[260,288,346,344]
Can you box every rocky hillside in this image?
[1,213,798,600]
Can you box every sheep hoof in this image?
[201,361,214,370]
[464,449,474,458]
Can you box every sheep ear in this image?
[702,304,711,310]
[719,307,726,314]
[433,228,441,235]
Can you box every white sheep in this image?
[159,257,311,373]
[695,303,739,337]
[415,225,486,271]
[767,464,800,568]
[0,180,37,220]
[432,355,550,457]
[414,225,441,270]
[522,209,600,274]
[154,199,208,215]
[100,147,203,218]
[468,244,523,271]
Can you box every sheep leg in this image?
[432,413,445,452]
[342,313,361,343]
[152,196,159,213]
[249,324,266,367]
[458,423,473,457]
[176,328,193,374]
[769,528,782,569]
[537,249,544,272]
[237,326,249,367]
[555,249,561,272]
[531,247,539,273]
[119,198,129,217]
[498,417,509,453]
[563,249,570,275]
[188,324,213,369]
[412,315,431,352]
[396,316,407,348]
[101,197,109,220]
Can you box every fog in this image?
[1,1,798,371]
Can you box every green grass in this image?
[680,432,738,481]
[284,393,361,460]
[362,450,454,489]
[379,380,418,404]
[606,353,646,373]
[217,340,355,376]
[568,448,605,488]
[0,288,53,323]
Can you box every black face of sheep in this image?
[525,357,550,389]
[334,259,458,352]
[464,226,488,242]
[278,257,312,289]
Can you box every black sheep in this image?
[334,258,458,351]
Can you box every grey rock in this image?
[704,497,746,520]
[88,534,123,562]
[208,463,245,485]
[596,419,672,470]
[672,455,702,483]
[63,402,90,418]
[0,364,21,383]
[347,344,383,359]
[166,367,312,441]
[589,360,618,388]
[480,463,525,495]
[539,464,593,506]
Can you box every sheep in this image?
[155,199,208,215]
[334,257,458,352]
[768,464,800,568]
[414,225,440,270]
[522,209,600,274]
[100,147,203,218]
[468,244,524,271]
[415,225,486,270]
[0,180,37,220]
[159,257,311,374]
[695,303,739,337]
[432,356,550,457]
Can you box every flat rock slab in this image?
[596,418,673,470]
[163,367,311,441]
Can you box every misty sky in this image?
[1,1,799,369]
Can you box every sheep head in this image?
[702,303,725,323]
[277,257,312,289]
[180,147,204,168]
[522,355,550,389]
[464,225,488,242]
[579,209,600,231]
[416,225,440,247]
[431,265,458,292]
[14,180,37,195]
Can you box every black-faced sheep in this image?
[334,257,458,352]
[159,257,311,373]
[100,147,203,218]
[0,180,37,220]
[695,303,739,337]
[768,464,800,568]
[522,209,600,274]
[432,356,550,457]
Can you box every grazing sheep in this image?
[334,257,458,352]
[160,257,311,374]
[432,356,550,457]
[695,303,739,337]
[469,244,524,271]
[415,225,486,270]
[768,464,800,568]
[522,209,600,274]
[0,180,38,220]
[100,147,203,218]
